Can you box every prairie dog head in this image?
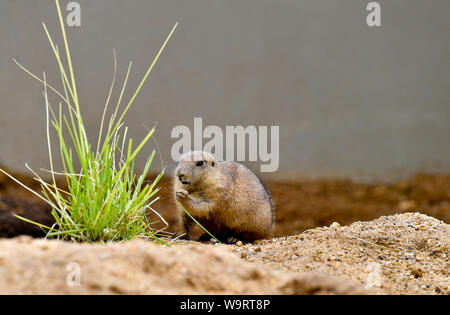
[175,151,220,192]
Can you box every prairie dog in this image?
[174,151,274,243]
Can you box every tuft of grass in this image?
[0,0,177,243]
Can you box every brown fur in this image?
[173,151,274,243]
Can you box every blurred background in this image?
[0,0,449,181]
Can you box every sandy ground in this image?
[0,236,368,295]
[0,212,448,295]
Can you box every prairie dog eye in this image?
[211,161,215,167]
[196,161,204,167]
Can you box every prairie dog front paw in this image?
[176,189,189,200]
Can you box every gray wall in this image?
[0,0,449,181]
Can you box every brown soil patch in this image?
[0,196,52,238]
[268,173,450,237]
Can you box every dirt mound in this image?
[0,236,368,295]
[232,212,450,295]
[0,213,447,294]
